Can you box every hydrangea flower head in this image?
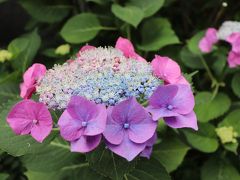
[7,100,53,142]
[20,63,46,99]
[7,37,196,161]
[58,96,107,152]
[199,28,218,53]
[37,47,162,109]
[103,97,157,161]
[147,84,197,130]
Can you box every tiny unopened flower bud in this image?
[216,126,238,144]
[0,50,12,63]
[55,44,70,55]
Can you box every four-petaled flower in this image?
[20,63,46,99]
[147,84,198,130]
[58,96,107,153]
[7,100,53,142]
[103,97,157,161]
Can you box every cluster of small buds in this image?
[36,47,162,109]
[217,21,240,40]
[215,126,238,144]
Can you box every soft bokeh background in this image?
[0,0,240,179]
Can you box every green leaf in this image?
[86,144,137,180]
[194,92,231,122]
[8,30,41,72]
[180,46,204,69]
[223,143,238,155]
[212,47,227,77]
[139,18,179,51]
[60,13,102,44]
[126,158,171,180]
[0,99,53,156]
[0,173,8,180]
[231,73,240,98]
[26,165,109,180]
[182,123,219,153]
[0,72,20,104]
[111,4,144,27]
[19,0,71,23]
[218,110,240,135]
[0,0,7,3]
[201,157,240,180]
[21,140,84,172]
[128,0,164,18]
[187,31,205,55]
[152,137,189,172]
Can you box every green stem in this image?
[199,55,217,87]
[126,24,131,40]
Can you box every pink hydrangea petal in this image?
[140,146,153,159]
[23,63,46,86]
[148,85,178,108]
[170,84,195,115]
[205,28,218,43]
[20,83,36,99]
[6,117,32,135]
[199,38,213,53]
[128,115,157,143]
[103,107,124,145]
[58,111,83,141]
[146,105,179,121]
[7,100,36,134]
[67,96,98,121]
[175,75,190,85]
[80,45,96,52]
[31,124,52,142]
[71,135,102,153]
[77,45,96,58]
[227,51,240,68]
[106,133,146,161]
[115,37,146,62]
[164,111,198,130]
[199,28,218,53]
[226,33,240,53]
[151,55,181,84]
[84,104,107,136]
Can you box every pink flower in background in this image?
[147,84,197,130]
[140,133,157,159]
[226,32,240,53]
[103,97,157,161]
[7,100,53,142]
[199,28,218,53]
[227,51,240,68]
[151,55,189,85]
[20,63,46,99]
[58,96,107,153]
[115,37,146,62]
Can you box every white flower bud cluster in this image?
[217,21,240,40]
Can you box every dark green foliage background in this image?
[0,0,240,179]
